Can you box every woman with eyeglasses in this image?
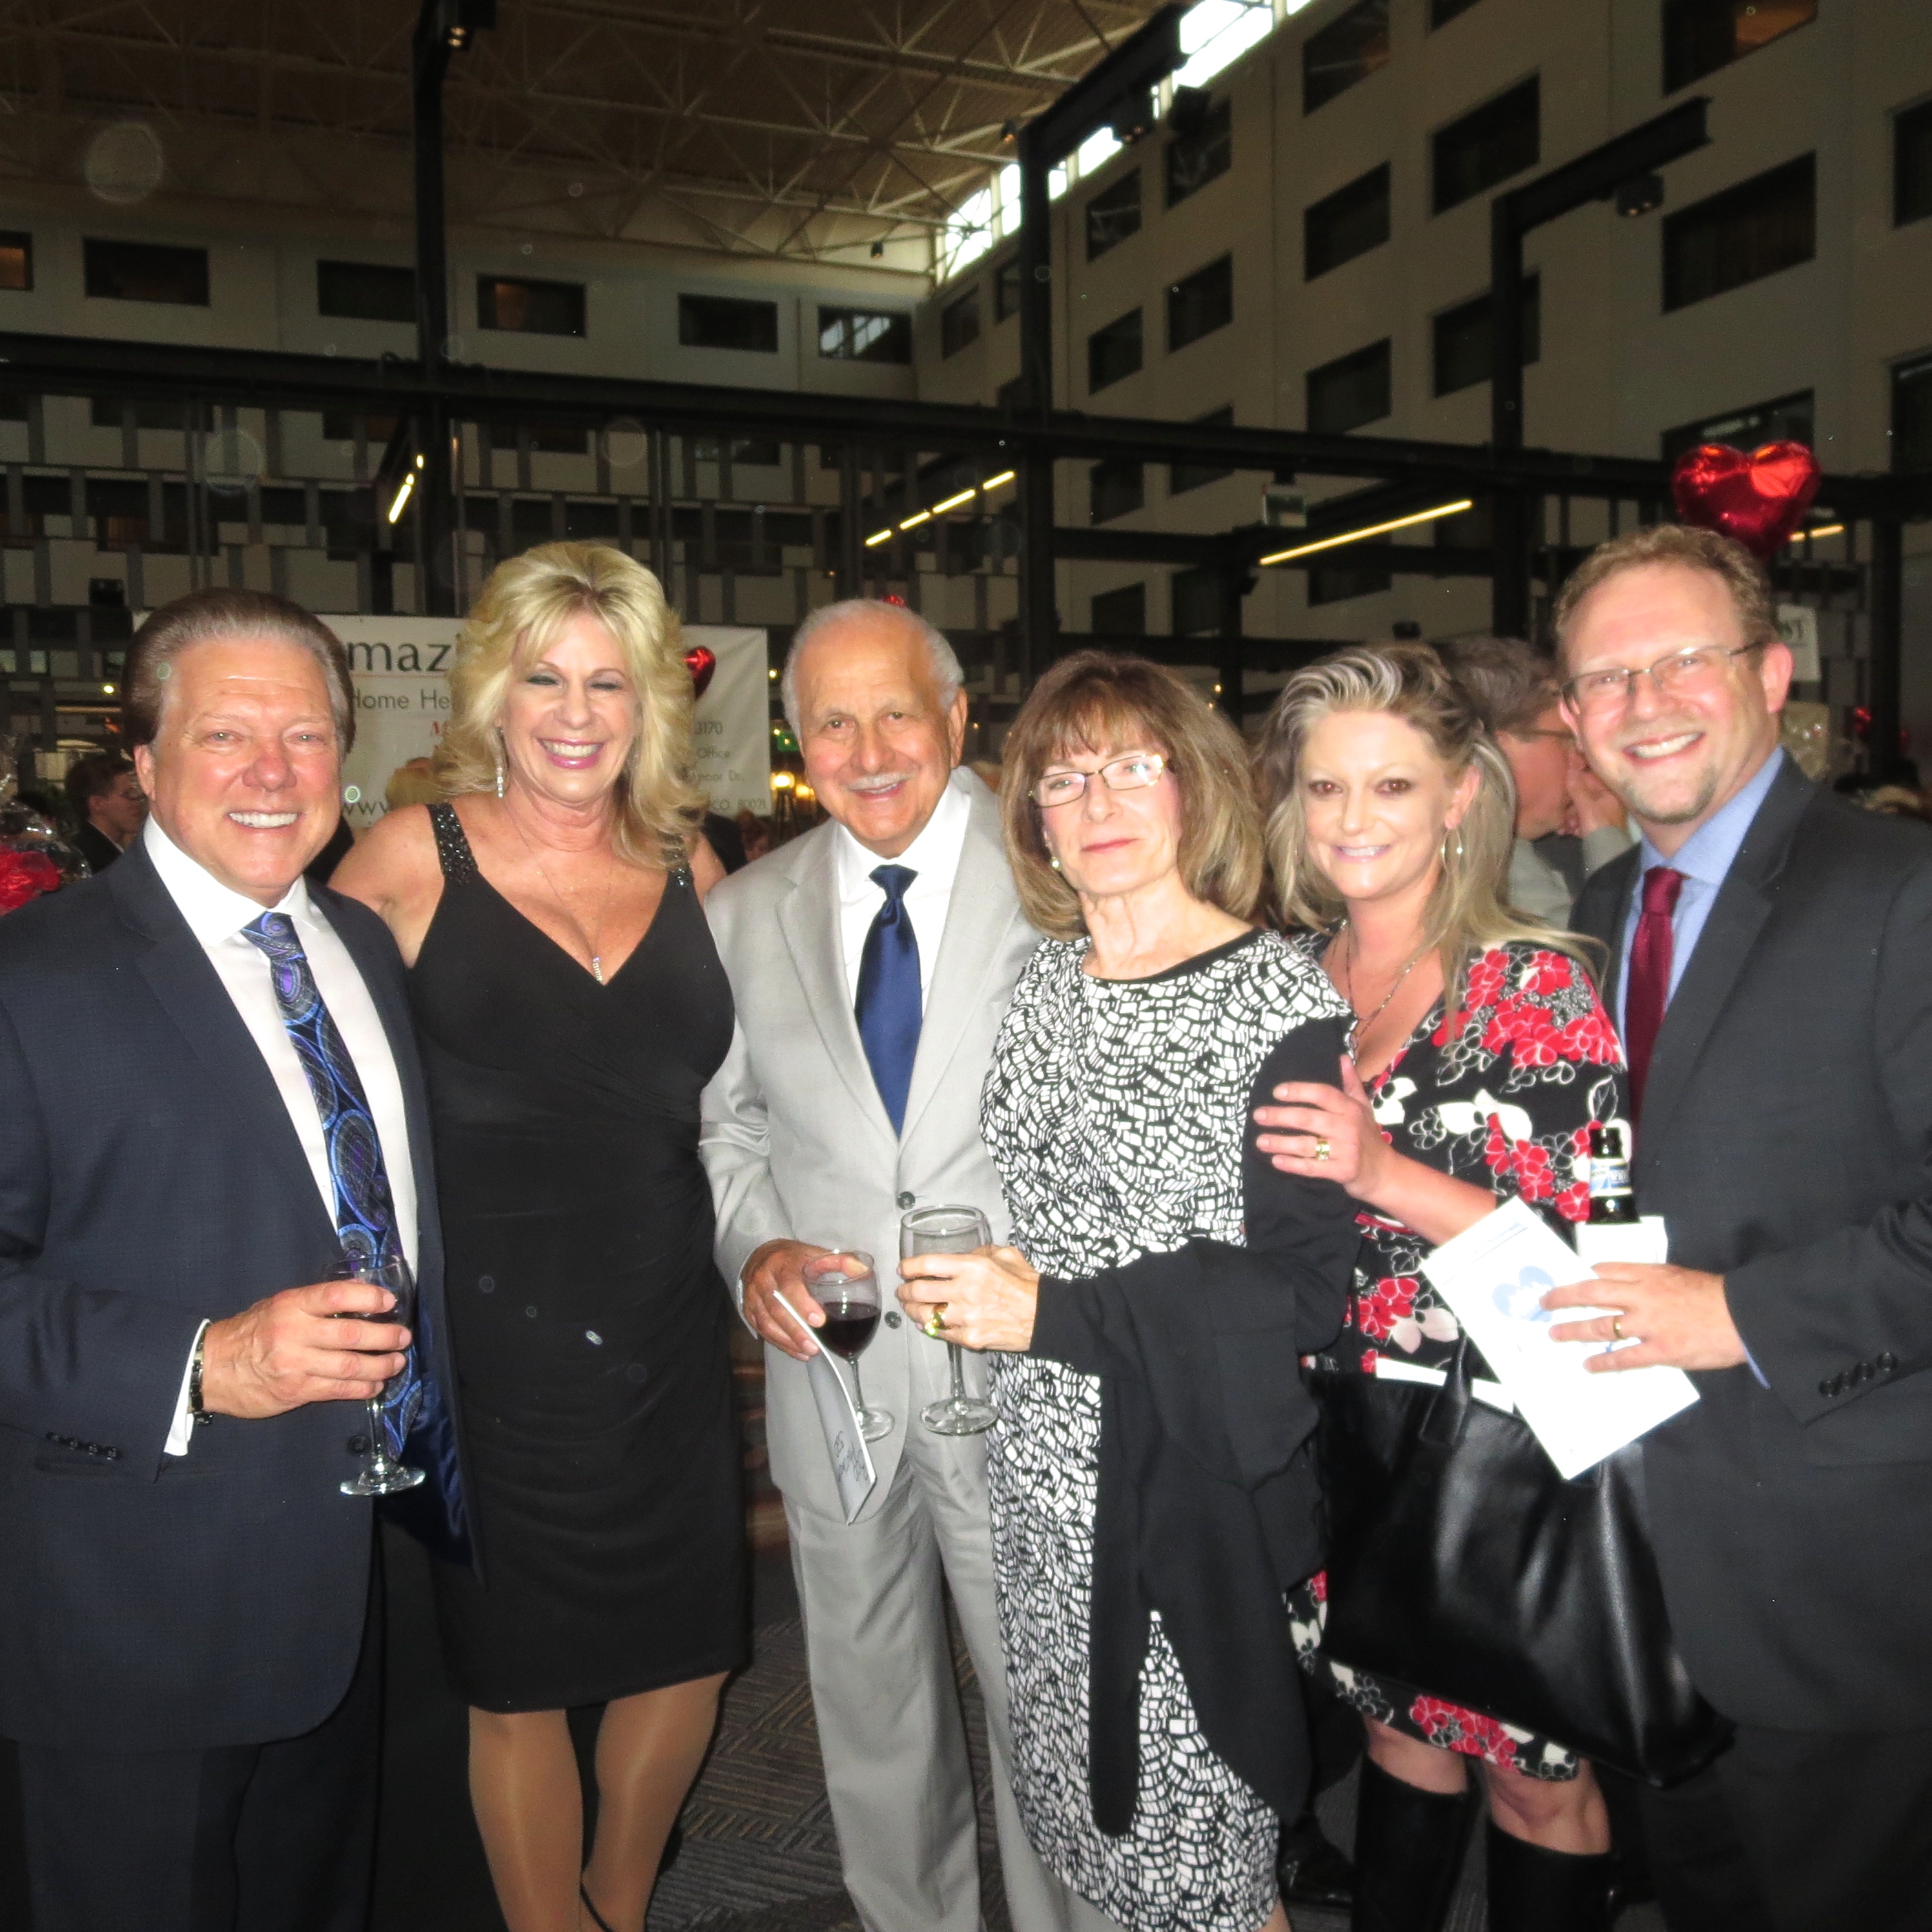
[1246,644,1627,1932]
[896,652,1359,1932]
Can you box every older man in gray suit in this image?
[701,600,1071,1932]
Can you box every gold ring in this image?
[1314,1138,1332,1162]
[923,1303,949,1339]
[1611,1315,1625,1342]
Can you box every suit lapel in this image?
[775,830,899,1142]
[1579,846,1639,1006]
[1637,760,1813,1155]
[899,784,1021,1146]
[113,849,336,1244]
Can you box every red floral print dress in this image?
[1286,935,1628,1781]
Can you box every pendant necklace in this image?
[1340,923,1426,1058]
[504,793,619,983]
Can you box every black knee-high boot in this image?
[1350,1758,1479,1932]
[1484,1821,1614,1932]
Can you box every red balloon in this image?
[1669,440,1821,561]
[683,642,716,701]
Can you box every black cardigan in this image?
[1027,1015,1359,1836]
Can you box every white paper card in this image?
[805,1349,878,1524]
[1574,1217,1670,1268]
[1421,1198,1698,1478]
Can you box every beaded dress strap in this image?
[427,801,480,886]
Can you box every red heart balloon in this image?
[683,643,716,701]
[1669,440,1821,561]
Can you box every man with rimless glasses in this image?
[1540,524,1932,1932]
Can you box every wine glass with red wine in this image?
[803,1250,892,1443]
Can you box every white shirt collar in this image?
[833,766,974,898]
[143,816,313,947]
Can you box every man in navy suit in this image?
[0,588,464,1931]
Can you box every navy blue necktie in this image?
[245,912,422,1455]
[855,865,921,1135]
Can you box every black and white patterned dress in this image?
[980,929,1350,1932]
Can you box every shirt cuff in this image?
[163,1321,210,1457]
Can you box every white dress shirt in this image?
[145,818,418,1452]
[833,767,974,1009]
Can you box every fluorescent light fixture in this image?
[864,527,894,547]
[899,509,932,531]
[1260,498,1474,566]
[1791,522,1844,542]
[931,486,978,514]
[983,469,1016,490]
[385,453,426,527]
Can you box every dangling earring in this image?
[1441,824,1464,867]
[493,732,506,800]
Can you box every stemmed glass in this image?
[803,1250,892,1443]
[901,1205,999,1436]
[337,1232,426,1497]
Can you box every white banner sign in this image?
[327,617,770,835]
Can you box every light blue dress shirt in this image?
[1615,748,1786,1035]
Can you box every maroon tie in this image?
[1625,865,1684,1120]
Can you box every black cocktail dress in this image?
[411,801,747,1711]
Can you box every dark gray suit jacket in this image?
[1573,755,1932,1729]
[0,841,459,1751]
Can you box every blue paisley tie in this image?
[244,912,422,1455]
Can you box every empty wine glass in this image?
[336,1233,426,1497]
[901,1205,999,1436]
[803,1250,892,1443]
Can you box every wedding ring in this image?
[1314,1138,1333,1162]
[1611,1315,1625,1342]
[924,1304,949,1339]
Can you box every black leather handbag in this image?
[1314,1342,1732,1787]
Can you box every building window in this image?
[1090,583,1147,636]
[1661,390,1814,462]
[1309,560,1393,604]
[1433,77,1539,214]
[1305,164,1391,279]
[89,396,189,431]
[1432,275,1541,396]
[1085,171,1143,262]
[819,306,911,364]
[0,232,31,293]
[1663,154,1814,312]
[1893,355,1932,473]
[1168,255,1233,353]
[1896,99,1932,227]
[1304,0,1390,115]
[941,287,981,358]
[692,435,781,466]
[1166,99,1232,208]
[995,257,1022,322]
[1171,405,1236,495]
[1431,0,1483,25]
[1090,460,1145,524]
[84,239,209,305]
[1308,339,1392,435]
[678,293,779,353]
[1171,564,1226,635]
[480,276,586,336]
[1663,0,1815,95]
[1088,309,1144,393]
[316,260,415,324]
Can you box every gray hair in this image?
[781,599,964,732]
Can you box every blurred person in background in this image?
[64,749,145,872]
[1436,636,1630,927]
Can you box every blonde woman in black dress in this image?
[336,542,743,1932]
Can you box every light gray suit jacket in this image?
[700,773,1040,1521]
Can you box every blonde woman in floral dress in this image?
[1248,645,1629,1932]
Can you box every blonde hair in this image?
[1552,523,1777,666]
[436,543,704,868]
[1252,642,1591,1014]
[1000,650,1262,943]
